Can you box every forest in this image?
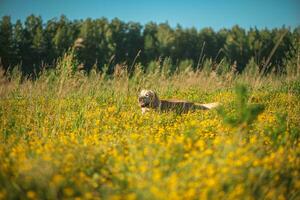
[0,15,299,76]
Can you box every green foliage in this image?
[284,27,300,76]
[217,84,265,128]
[0,16,13,69]
[224,25,250,71]
[268,113,288,146]
[0,15,298,77]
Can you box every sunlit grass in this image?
[0,54,299,200]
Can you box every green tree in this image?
[224,25,250,71]
[44,18,59,65]
[12,20,25,66]
[0,16,13,71]
[156,22,175,58]
[248,27,263,64]
[76,18,99,70]
[0,15,297,76]
[52,16,77,58]
[23,15,46,74]
[270,28,293,73]
[109,18,126,64]
[173,26,198,66]
[198,28,218,60]
[93,18,113,69]
[124,22,143,65]
[284,27,300,76]
[143,22,159,64]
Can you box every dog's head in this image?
[138,89,160,109]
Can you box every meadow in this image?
[0,53,300,200]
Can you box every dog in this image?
[138,89,219,114]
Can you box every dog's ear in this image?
[151,91,160,108]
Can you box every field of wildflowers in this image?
[0,55,300,200]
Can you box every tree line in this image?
[0,15,299,75]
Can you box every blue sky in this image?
[0,0,299,30]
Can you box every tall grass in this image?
[0,51,299,200]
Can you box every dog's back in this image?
[160,99,194,113]
[159,99,218,113]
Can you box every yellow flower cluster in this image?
[0,89,299,200]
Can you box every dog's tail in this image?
[196,102,220,110]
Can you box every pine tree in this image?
[143,22,159,64]
[0,16,13,71]
[223,25,250,71]
[12,20,24,66]
[23,15,45,74]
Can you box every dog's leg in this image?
[141,107,150,114]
